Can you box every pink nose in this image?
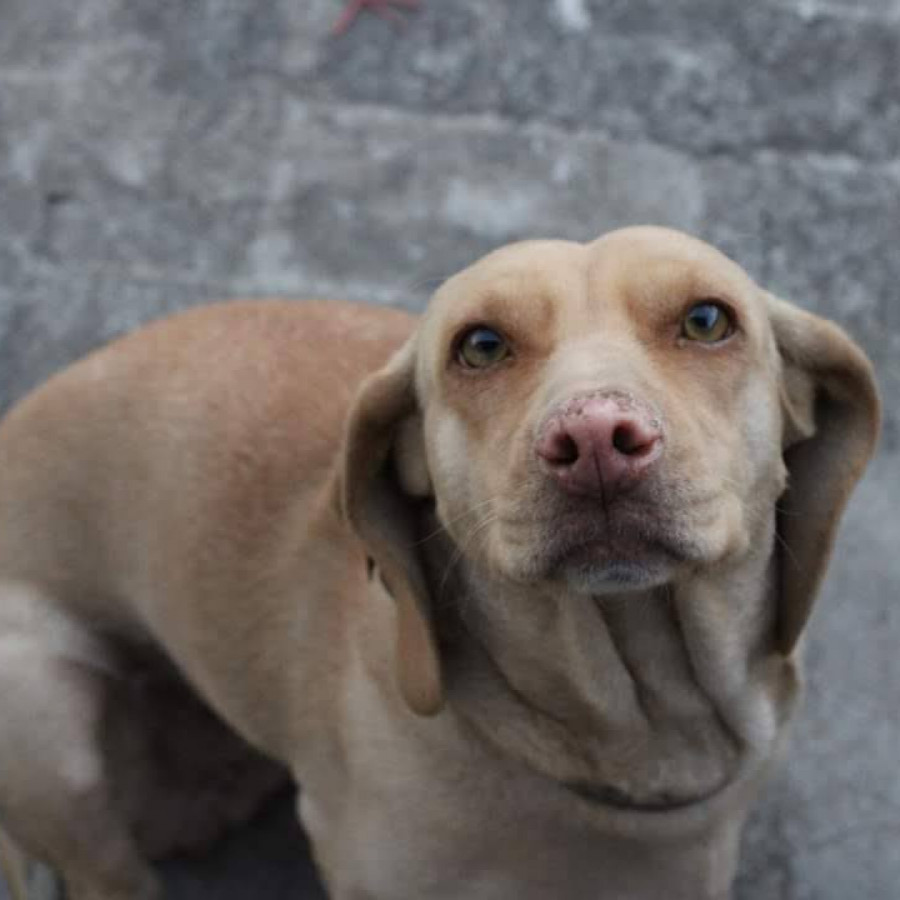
[535,393,663,498]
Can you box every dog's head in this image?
[342,227,880,715]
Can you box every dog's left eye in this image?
[682,302,733,343]
[456,327,510,368]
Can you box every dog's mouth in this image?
[563,778,726,814]
[503,505,703,592]
[549,530,685,570]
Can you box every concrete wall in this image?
[1,1,898,897]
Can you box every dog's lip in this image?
[563,778,726,814]
[555,535,682,563]
[504,494,687,547]
[540,521,696,574]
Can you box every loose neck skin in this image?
[434,511,793,808]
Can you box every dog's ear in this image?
[767,294,880,655]
[340,338,441,716]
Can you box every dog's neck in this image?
[434,523,793,808]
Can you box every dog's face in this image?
[413,228,786,596]
[344,226,879,715]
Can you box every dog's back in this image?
[0,300,413,897]
[0,299,412,627]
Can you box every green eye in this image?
[457,327,510,368]
[682,302,733,343]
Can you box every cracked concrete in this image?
[0,1,898,897]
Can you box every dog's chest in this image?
[297,710,731,900]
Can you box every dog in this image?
[0,227,880,899]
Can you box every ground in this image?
[1,1,898,897]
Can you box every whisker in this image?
[437,511,498,600]
[773,528,800,570]
[412,495,500,547]
[415,472,549,547]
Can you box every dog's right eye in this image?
[682,301,734,344]
[456,327,510,369]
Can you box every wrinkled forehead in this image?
[418,228,767,371]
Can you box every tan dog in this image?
[0,227,879,900]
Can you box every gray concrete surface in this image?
[0,0,898,897]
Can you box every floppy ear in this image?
[767,294,881,655]
[340,339,442,716]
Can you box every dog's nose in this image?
[535,394,663,498]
